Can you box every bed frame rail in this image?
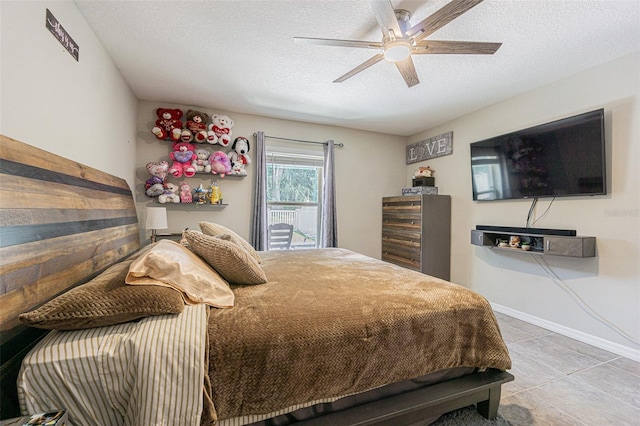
[299,369,514,425]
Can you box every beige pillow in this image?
[19,250,184,330]
[184,230,268,285]
[199,221,263,264]
[126,239,234,308]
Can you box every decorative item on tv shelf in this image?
[402,166,438,196]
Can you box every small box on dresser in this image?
[402,186,438,196]
[412,176,435,187]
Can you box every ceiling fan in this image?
[294,0,501,88]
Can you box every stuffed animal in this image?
[415,166,435,177]
[193,184,207,204]
[158,182,180,203]
[168,141,197,178]
[209,151,232,178]
[207,182,222,204]
[207,114,234,147]
[179,181,192,204]
[151,108,183,141]
[144,160,169,197]
[146,160,169,180]
[191,148,212,173]
[228,136,251,176]
[181,110,209,143]
[145,175,165,197]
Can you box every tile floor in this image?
[494,312,640,425]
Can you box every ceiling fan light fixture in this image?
[383,40,412,62]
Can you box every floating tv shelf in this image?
[471,226,595,258]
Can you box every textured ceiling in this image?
[75,0,640,136]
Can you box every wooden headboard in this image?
[0,135,141,417]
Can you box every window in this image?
[266,146,323,249]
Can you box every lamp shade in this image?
[145,207,168,230]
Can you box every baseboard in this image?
[490,303,640,362]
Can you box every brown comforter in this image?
[203,248,511,422]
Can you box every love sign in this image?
[406,132,453,164]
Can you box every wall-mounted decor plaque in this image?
[46,9,79,61]
[406,131,453,164]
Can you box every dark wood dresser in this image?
[382,195,451,280]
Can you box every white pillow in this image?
[126,239,234,308]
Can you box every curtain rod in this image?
[254,133,344,148]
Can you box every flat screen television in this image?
[470,109,606,201]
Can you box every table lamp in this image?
[145,207,168,243]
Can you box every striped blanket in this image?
[18,304,207,426]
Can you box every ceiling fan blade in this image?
[406,0,484,43]
[412,40,502,55]
[294,37,382,49]
[370,0,403,38]
[334,53,385,83]
[394,56,420,87]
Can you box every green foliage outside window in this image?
[267,164,319,203]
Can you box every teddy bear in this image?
[151,108,183,141]
[179,181,192,204]
[158,182,180,203]
[191,148,212,173]
[181,110,210,143]
[414,166,435,177]
[209,150,232,178]
[144,160,169,197]
[228,136,251,176]
[207,114,234,147]
[168,141,197,178]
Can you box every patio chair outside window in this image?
[268,223,294,250]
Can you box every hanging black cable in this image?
[525,198,538,228]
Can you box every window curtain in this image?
[321,140,338,248]
[251,131,268,250]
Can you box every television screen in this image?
[470,109,606,201]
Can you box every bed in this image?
[0,135,513,425]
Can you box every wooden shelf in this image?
[471,227,596,258]
[157,202,228,209]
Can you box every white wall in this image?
[0,0,138,187]
[407,53,640,358]
[136,101,406,258]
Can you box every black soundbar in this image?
[476,225,577,237]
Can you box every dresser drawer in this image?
[382,229,421,248]
[382,213,422,231]
[381,247,421,271]
[382,196,422,214]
